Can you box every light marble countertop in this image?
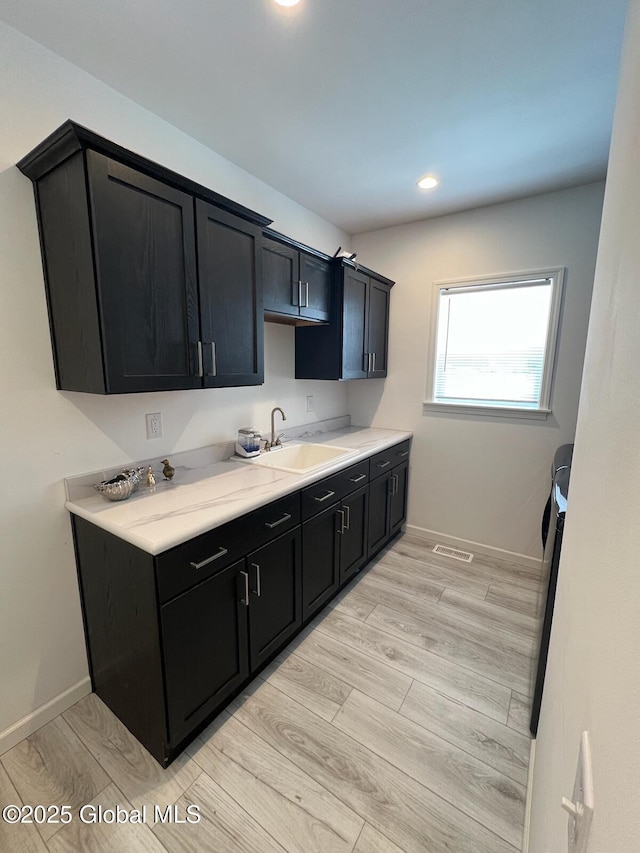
[65,426,412,555]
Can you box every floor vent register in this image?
[432,543,474,563]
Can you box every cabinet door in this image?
[368,473,391,557]
[263,238,299,318]
[299,253,331,322]
[87,151,201,393]
[389,460,409,537]
[196,200,264,387]
[302,503,340,620]
[161,559,249,745]
[339,485,369,584]
[247,528,302,671]
[366,280,390,378]
[342,268,369,379]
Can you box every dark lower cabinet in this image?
[302,503,341,620]
[389,460,409,537]
[71,440,410,766]
[161,560,249,746]
[247,529,302,670]
[339,484,369,584]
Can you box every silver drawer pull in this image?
[265,512,292,529]
[190,546,228,570]
[314,489,336,503]
[376,460,390,469]
[251,562,261,597]
[240,570,249,606]
[349,473,367,483]
[397,450,409,458]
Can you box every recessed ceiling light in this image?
[417,175,439,190]
[273,0,301,6]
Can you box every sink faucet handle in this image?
[275,432,286,446]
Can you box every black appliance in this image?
[530,443,573,736]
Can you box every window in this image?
[424,268,564,418]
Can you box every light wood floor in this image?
[0,533,541,853]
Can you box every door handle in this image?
[196,341,204,377]
[240,570,249,606]
[250,562,261,597]
[372,352,376,372]
[264,512,292,529]
[314,489,336,503]
[337,509,346,534]
[207,341,217,377]
[344,504,351,530]
[302,281,309,308]
[190,546,228,569]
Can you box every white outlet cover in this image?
[146,412,163,439]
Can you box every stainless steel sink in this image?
[235,443,356,474]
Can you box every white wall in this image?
[349,183,604,562]
[529,0,640,849]
[0,22,349,744]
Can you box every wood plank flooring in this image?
[0,532,540,853]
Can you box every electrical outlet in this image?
[306,395,314,412]
[146,412,163,439]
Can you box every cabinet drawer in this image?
[242,492,301,553]
[369,440,411,480]
[156,493,300,603]
[156,517,247,604]
[301,461,370,520]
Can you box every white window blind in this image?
[427,269,564,416]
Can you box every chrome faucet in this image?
[267,407,287,450]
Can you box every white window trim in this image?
[423,267,565,419]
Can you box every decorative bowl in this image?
[94,473,136,502]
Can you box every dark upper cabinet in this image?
[262,234,332,324]
[196,201,264,387]
[17,121,271,394]
[295,261,393,380]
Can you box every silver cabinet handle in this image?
[344,504,350,530]
[265,512,292,529]
[297,280,302,309]
[397,450,409,458]
[349,473,367,483]
[302,281,309,308]
[314,489,336,503]
[208,341,217,377]
[250,562,261,597]
[197,341,204,377]
[337,509,345,534]
[372,352,376,372]
[390,473,399,496]
[190,546,228,569]
[389,475,396,496]
[240,570,249,606]
[368,352,373,373]
[376,460,390,469]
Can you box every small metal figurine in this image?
[146,466,156,488]
[161,459,175,481]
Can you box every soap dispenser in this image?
[235,427,261,458]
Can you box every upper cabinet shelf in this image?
[18,122,271,394]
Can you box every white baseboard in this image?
[522,738,536,853]
[0,677,91,756]
[405,524,542,572]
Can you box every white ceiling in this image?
[0,0,628,234]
